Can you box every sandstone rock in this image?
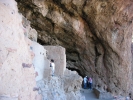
[66,92,77,100]
[0,96,18,100]
[64,69,85,100]
[0,0,37,100]
[16,0,133,99]
[63,69,83,92]
[36,77,67,100]
[36,72,84,100]
[35,94,42,100]
[22,17,37,41]
[0,0,86,100]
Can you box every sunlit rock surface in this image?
[0,0,37,99]
[15,0,133,98]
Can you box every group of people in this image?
[83,76,92,89]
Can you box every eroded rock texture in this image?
[16,0,133,97]
[0,0,38,99]
[36,70,85,100]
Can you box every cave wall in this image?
[16,0,133,97]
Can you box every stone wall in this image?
[32,45,84,100]
[0,0,37,99]
[31,42,50,81]
[44,46,66,76]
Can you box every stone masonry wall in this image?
[34,45,84,100]
[44,46,66,76]
[31,41,50,81]
[0,0,37,100]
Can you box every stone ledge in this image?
[93,88,113,99]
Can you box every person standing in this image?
[83,76,87,89]
[88,77,92,89]
[50,59,55,76]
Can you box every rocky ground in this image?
[80,89,98,100]
[36,69,85,100]
[80,89,128,100]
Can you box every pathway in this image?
[80,88,114,100]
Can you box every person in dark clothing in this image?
[88,77,92,89]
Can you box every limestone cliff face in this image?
[16,0,133,98]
